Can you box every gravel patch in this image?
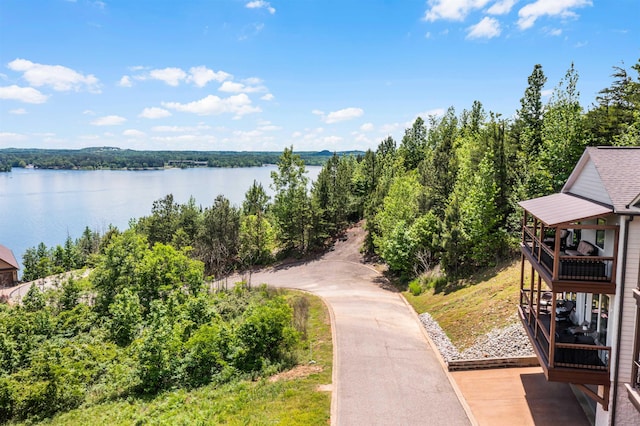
[419,313,534,363]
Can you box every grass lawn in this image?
[29,292,332,426]
[403,259,523,350]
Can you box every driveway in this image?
[245,225,471,425]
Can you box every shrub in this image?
[408,280,423,296]
[234,298,299,373]
[181,320,233,387]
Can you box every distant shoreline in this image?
[0,147,363,171]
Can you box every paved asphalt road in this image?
[244,226,471,426]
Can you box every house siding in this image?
[599,218,640,425]
[619,219,640,383]
[565,159,613,206]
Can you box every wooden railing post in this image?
[552,227,560,280]
[549,291,557,367]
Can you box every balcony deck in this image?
[521,225,617,294]
[518,303,610,386]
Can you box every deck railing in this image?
[522,225,616,284]
[518,302,611,373]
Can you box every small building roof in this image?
[518,193,613,226]
[0,244,19,270]
[564,146,640,214]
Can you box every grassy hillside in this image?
[403,259,522,350]
[17,292,332,426]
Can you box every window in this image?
[596,218,606,249]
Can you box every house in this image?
[517,146,640,425]
[0,244,19,287]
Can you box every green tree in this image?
[138,194,180,245]
[239,214,276,267]
[108,288,142,346]
[310,154,355,243]
[399,117,427,170]
[76,226,100,266]
[22,285,46,312]
[270,147,311,254]
[239,182,274,267]
[242,180,270,216]
[137,243,204,311]
[517,64,547,158]
[421,107,459,219]
[586,59,640,146]
[91,230,150,314]
[539,63,585,192]
[196,195,241,277]
[173,196,202,249]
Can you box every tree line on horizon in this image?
[0,148,344,171]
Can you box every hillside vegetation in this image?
[13,292,332,426]
[404,259,522,350]
[0,231,332,423]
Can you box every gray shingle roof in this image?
[585,147,640,213]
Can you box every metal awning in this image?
[518,193,613,226]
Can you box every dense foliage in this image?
[0,147,359,171]
[1,234,304,422]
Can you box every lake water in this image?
[0,166,321,272]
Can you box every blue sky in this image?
[0,0,637,152]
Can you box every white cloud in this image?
[123,129,146,137]
[258,123,281,131]
[131,65,233,88]
[187,66,232,87]
[162,93,261,117]
[9,108,27,114]
[118,75,133,87]
[541,89,553,97]
[487,0,517,15]
[91,115,127,126]
[518,0,592,30]
[149,67,187,86]
[261,93,274,101]
[79,134,100,140]
[246,1,276,14]
[151,135,198,143]
[219,80,266,93]
[379,122,403,134]
[0,132,27,142]
[467,17,501,39]
[423,0,491,22]
[360,123,374,131]
[83,109,96,115]
[546,27,563,36]
[0,85,48,103]
[151,124,211,133]
[139,107,172,119]
[316,107,364,124]
[7,58,100,93]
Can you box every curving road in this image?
[245,225,471,425]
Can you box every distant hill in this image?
[0,148,365,171]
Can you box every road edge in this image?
[398,293,478,426]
